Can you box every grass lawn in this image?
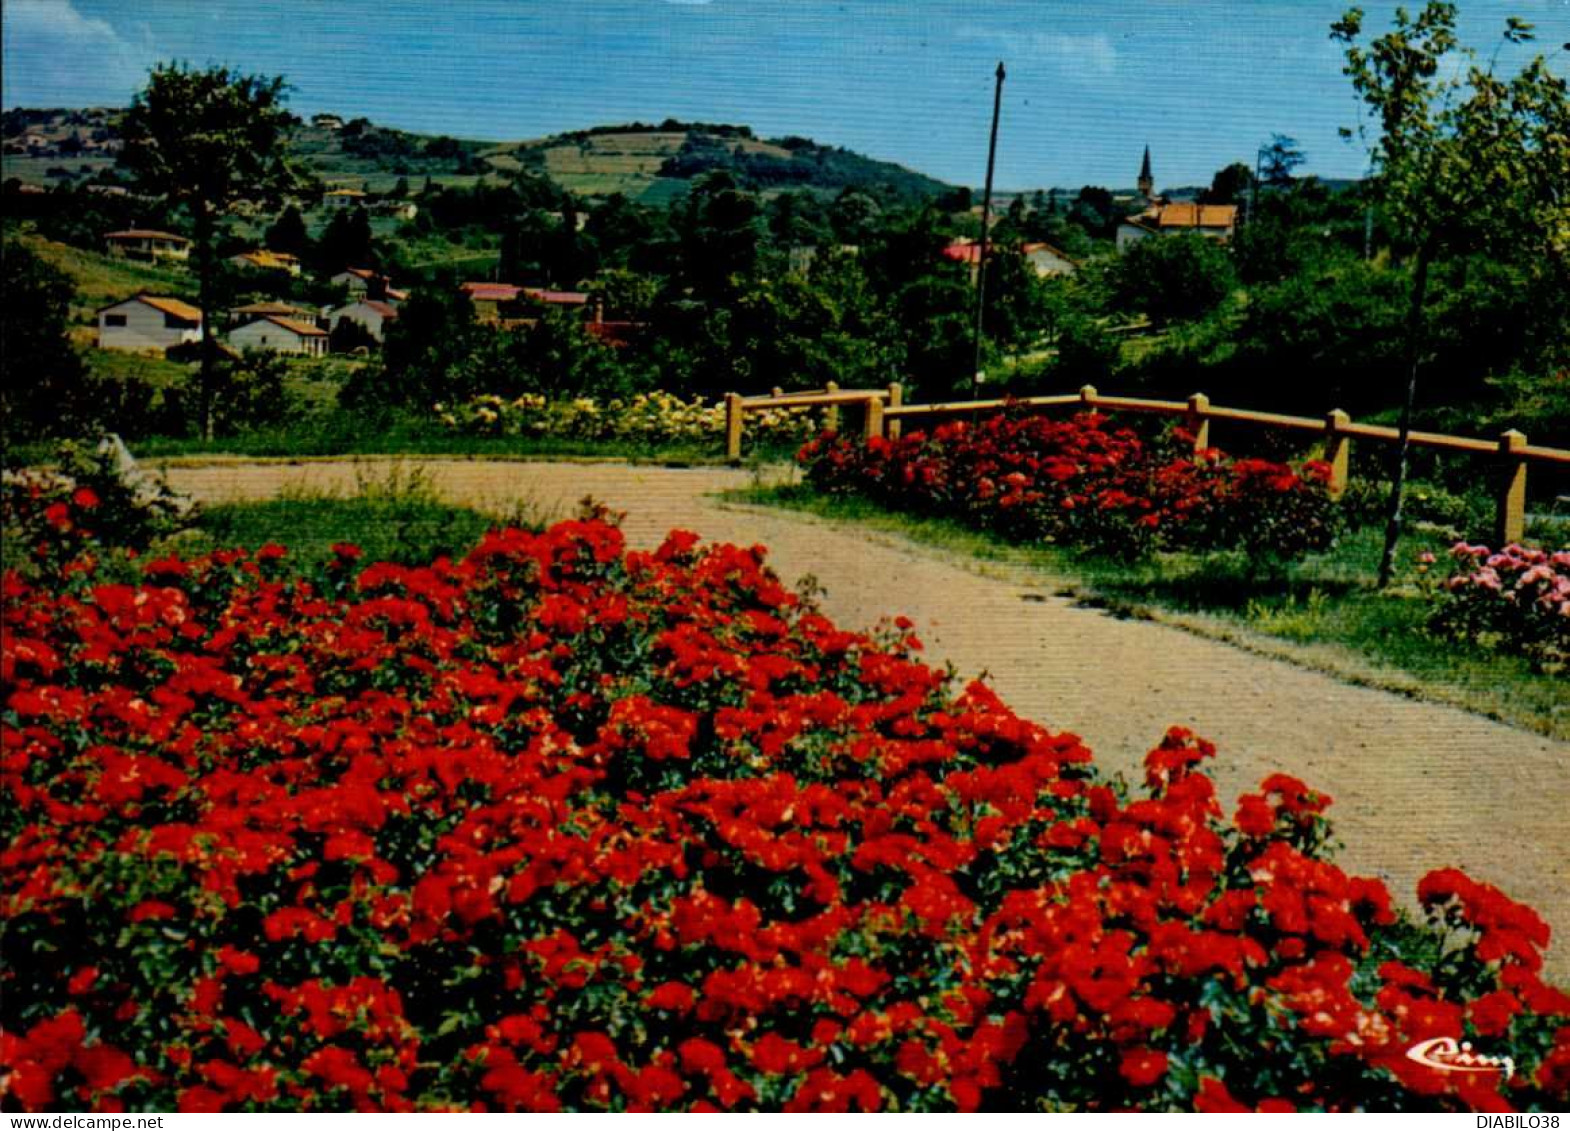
[728,483,1567,740]
[18,232,195,320]
[184,464,506,570]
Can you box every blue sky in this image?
[5,0,1566,189]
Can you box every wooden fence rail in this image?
[724,382,1570,545]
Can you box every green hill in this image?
[4,110,951,204]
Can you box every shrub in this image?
[439,391,821,450]
[2,508,1566,1111]
[798,411,1341,559]
[1427,542,1570,673]
[1,440,191,576]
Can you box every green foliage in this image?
[1,240,92,440]
[119,64,310,221]
[1201,162,1254,206]
[1226,259,1407,412]
[1260,134,1306,187]
[329,315,379,355]
[212,350,292,435]
[264,204,311,259]
[315,204,377,273]
[1113,233,1237,324]
[1052,315,1123,387]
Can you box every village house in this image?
[227,314,329,356]
[1116,202,1239,251]
[97,294,202,352]
[323,188,368,211]
[1115,146,1238,250]
[228,249,303,276]
[327,299,399,343]
[372,199,420,221]
[461,282,591,322]
[104,229,190,262]
[941,239,1079,278]
[228,300,319,327]
[330,266,404,300]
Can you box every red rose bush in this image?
[2,497,1566,1111]
[798,411,1340,559]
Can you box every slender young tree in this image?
[1331,3,1567,586]
[119,63,313,439]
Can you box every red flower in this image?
[1119,1047,1169,1088]
[1194,1076,1249,1113]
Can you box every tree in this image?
[118,64,311,439]
[1259,134,1306,187]
[1201,161,1254,206]
[1,241,91,439]
[1331,3,1568,585]
[1113,233,1237,324]
[329,315,379,355]
[671,172,762,301]
[316,205,377,274]
[265,204,311,258]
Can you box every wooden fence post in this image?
[1186,393,1211,454]
[1324,409,1351,499]
[725,393,744,463]
[864,395,884,440]
[1497,430,1528,545]
[887,382,903,440]
[1079,384,1098,412]
[824,380,840,433]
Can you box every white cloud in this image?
[955,25,1119,80]
[1021,31,1119,78]
[2,0,150,106]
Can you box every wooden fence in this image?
[724,382,1570,545]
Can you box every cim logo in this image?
[1406,1036,1515,1079]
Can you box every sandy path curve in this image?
[162,457,1570,979]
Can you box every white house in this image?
[331,266,399,297]
[229,300,317,326]
[941,240,1079,278]
[227,314,329,357]
[1023,242,1079,278]
[104,229,190,262]
[328,299,399,343]
[97,295,202,352]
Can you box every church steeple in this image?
[1138,145,1154,200]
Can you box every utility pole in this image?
[971,60,1005,396]
[1250,145,1263,226]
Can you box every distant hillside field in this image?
[4,110,951,203]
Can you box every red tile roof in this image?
[461,282,523,302]
[1153,202,1237,229]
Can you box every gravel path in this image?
[162,457,1570,979]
